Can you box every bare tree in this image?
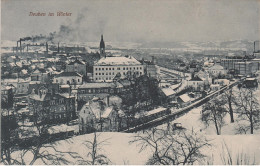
[130,128,210,165]
[201,97,227,135]
[221,88,235,123]
[81,132,111,165]
[233,88,260,134]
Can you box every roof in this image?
[68,59,85,65]
[101,107,113,118]
[55,72,82,77]
[189,76,203,81]
[145,107,167,116]
[79,82,116,89]
[29,93,66,101]
[95,56,141,66]
[161,87,175,96]
[208,64,224,70]
[178,94,191,103]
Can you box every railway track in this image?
[124,80,241,133]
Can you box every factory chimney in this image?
[46,42,48,55]
[152,56,155,64]
[254,41,256,53]
[58,42,60,53]
[16,41,19,53]
[19,38,22,53]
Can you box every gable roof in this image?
[55,72,82,77]
[68,59,85,65]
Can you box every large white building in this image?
[93,56,144,82]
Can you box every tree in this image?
[201,97,227,135]
[221,88,235,123]
[130,128,210,165]
[233,88,260,134]
[81,132,111,165]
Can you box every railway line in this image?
[124,79,241,133]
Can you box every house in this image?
[206,64,226,77]
[79,97,121,133]
[66,59,86,76]
[213,79,230,86]
[53,72,83,85]
[28,83,60,95]
[16,80,30,95]
[195,70,212,85]
[177,94,191,107]
[160,87,175,99]
[77,82,122,102]
[210,84,221,91]
[28,92,76,125]
[30,69,49,83]
[187,76,205,91]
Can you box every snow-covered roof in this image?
[178,94,191,103]
[95,56,141,66]
[161,87,175,96]
[101,107,113,118]
[79,82,116,89]
[208,64,224,70]
[145,107,167,116]
[48,124,78,134]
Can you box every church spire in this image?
[100,34,105,58]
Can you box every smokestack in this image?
[107,96,109,106]
[58,42,60,53]
[16,41,19,53]
[46,42,48,55]
[20,38,22,53]
[254,41,256,53]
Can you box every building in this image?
[66,59,86,76]
[77,82,123,102]
[53,72,83,85]
[79,97,121,133]
[234,61,258,76]
[93,55,144,82]
[206,64,226,77]
[30,69,49,83]
[187,76,205,91]
[28,92,76,124]
[16,80,30,95]
[220,58,244,71]
[141,57,159,78]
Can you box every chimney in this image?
[58,42,60,53]
[254,41,256,53]
[16,41,19,53]
[20,38,22,53]
[107,96,110,106]
[46,42,48,55]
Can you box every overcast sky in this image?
[1,0,260,42]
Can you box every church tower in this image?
[100,35,106,58]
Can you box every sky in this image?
[1,0,260,42]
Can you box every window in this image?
[106,68,108,70]
[140,72,142,75]
[117,67,120,70]
[102,73,104,75]
[96,78,98,80]
[99,68,101,71]
[109,68,111,70]
[96,73,98,75]
[130,67,131,70]
[126,67,128,70]
[99,73,101,75]
[96,68,97,71]
[136,67,139,70]
[123,67,125,70]
[112,68,114,70]
[102,68,104,70]
[134,67,135,70]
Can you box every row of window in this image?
[78,88,114,94]
[95,66,142,71]
[95,71,142,76]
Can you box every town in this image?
[2,35,260,164]
[1,0,260,164]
